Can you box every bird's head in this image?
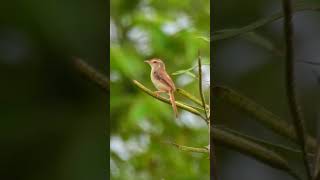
[145,58,165,70]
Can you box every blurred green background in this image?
[110,0,210,179]
[213,0,320,179]
[0,0,107,180]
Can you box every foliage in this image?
[110,0,210,179]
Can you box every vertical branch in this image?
[198,51,209,123]
[313,143,320,179]
[282,0,312,179]
[198,51,217,179]
[313,118,320,179]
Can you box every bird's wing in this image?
[154,70,176,91]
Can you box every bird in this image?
[145,58,178,118]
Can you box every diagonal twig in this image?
[212,2,320,41]
[213,85,316,152]
[211,126,301,180]
[164,141,209,154]
[176,88,209,110]
[217,125,314,158]
[72,57,109,92]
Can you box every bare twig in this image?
[176,88,209,109]
[164,141,209,154]
[72,57,109,92]
[197,50,214,179]
[213,86,316,151]
[217,125,314,157]
[211,126,301,180]
[313,143,320,179]
[297,60,320,66]
[212,2,320,41]
[313,113,320,180]
[175,100,206,112]
[282,0,312,179]
[198,51,210,123]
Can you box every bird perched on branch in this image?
[145,58,178,118]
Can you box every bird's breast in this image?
[150,70,170,91]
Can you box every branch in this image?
[164,141,209,154]
[212,2,320,41]
[176,88,209,110]
[297,60,320,66]
[282,0,312,179]
[197,51,215,178]
[72,57,109,92]
[213,86,316,151]
[217,125,314,158]
[132,80,207,121]
[198,51,210,123]
[313,144,320,179]
[211,126,300,180]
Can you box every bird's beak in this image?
[144,60,150,64]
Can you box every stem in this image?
[164,141,209,154]
[212,2,320,41]
[213,86,317,151]
[211,126,301,180]
[197,51,215,179]
[198,51,210,123]
[282,0,312,179]
[72,57,109,92]
[217,125,314,157]
[176,88,209,109]
[313,143,320,179]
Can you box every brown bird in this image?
[145,58,178,118]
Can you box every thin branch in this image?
[282,0,312,179]
[132,80,207,121]
[198,51,210,122]
[72,57,109,92]
[176,88,209,109]
[213,86,317,151]
[197,50,214,178]
[212,2,320,41]
[210,143,218,180]
[297,60,320,66]
[175,100,206,112]
[164,141,209,154]
[211,126,301,180]
[217,125,314,157]
[313,116,320,180]
[313,143,320,179]
[171,63,210,76]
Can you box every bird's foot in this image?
[154,90,166,98]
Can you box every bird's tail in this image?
[169,91,178,119]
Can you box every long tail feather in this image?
[169,91,178,118]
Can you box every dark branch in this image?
[282,0,312,179]
[72,57,109,92]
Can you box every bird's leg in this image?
[154,90,166,98]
